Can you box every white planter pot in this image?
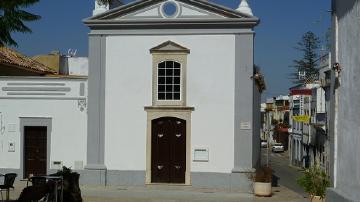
[253,182,272,197]
[310,195,325,202]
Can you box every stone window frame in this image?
[150,41,190,106]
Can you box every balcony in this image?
[320,78,331,87]
[265,105,273,111]
[311,121,326,128]
[312,113,326,127]
[276,106,290,111]
[277,128,289,133]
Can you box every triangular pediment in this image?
[150,41,190,54]
[86,0,255,21]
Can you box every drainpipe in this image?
[332,13,340,188]
[329,60,340,188]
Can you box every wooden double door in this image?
[151,117,186,183]
[24,126,47,178]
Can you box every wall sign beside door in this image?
[193,147,209,162]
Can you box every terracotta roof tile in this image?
[0,46,57,74]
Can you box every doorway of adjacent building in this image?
[151,117,186,183]
[24,126,47,178]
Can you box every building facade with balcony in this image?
[288,87,313,168]
[262,96,290,150]
[288,53,332,172]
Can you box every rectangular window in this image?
[157,61,181,100]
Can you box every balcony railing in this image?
[276,106,290,111]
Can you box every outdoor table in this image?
[19,178,30,186]
[45,176,63,202]
[20,175,63,202]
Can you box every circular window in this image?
[161,1,179,18]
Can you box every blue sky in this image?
[13,0,331,99]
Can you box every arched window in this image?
[157,61,181,100]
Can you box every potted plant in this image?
[297,164,330,202]
[253,166,272,197]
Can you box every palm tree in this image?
[0,0,41,47]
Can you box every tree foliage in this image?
[0,0,41,47]
[290,31,320,84]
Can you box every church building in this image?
[83,0,262,191]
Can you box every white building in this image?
[0,47,88,178]
[273,95,289,123]
[263,96,289,146]
[288,53,332,171]
[82,0,262,190]
[289,79,330,170]
[288,86,313,168]
[1,0,264,191]
[33,51,89,76]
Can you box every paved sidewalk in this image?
[82,185,307,202]
[9,181,307,202]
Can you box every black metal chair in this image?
[0,173,17,201]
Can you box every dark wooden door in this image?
[151,117,186,183]
[24,126,47,178]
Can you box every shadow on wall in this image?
[333,0,358,19]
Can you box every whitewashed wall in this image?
[104,35,235,173]
[0,77,87,171]
[63,57,89,76]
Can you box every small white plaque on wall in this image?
[193,148,209,162]
[240,121,252,130]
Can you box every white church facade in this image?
[0,0,263,191]
[83,0,262,190]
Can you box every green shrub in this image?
[297,165,330,199]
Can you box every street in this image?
[261,148,308,199]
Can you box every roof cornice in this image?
[84,18,259,30]
[84,0,260,29]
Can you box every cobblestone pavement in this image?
[9,181,307,202]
